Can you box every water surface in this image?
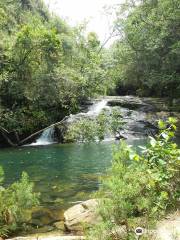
[0,138,148,211]
[0,142,113,209]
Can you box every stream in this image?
[0,96,179,234]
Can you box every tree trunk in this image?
[0,127,18,147]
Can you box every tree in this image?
[108,0,180,97]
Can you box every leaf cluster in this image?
[87,118,180,239]
[0,170,39,237]
[64,108,124,143]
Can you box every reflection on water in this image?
[0,136,178,211]
[0,143,114,209]
[0,139,148,211]
[1,136,179,234]
[0,139,151,210]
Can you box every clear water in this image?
[0,142,113,210]
[0,139,146,211]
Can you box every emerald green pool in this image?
[0,143,112,209]
[0,139,146,211]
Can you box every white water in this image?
[87,99,108,116]
[28,100,108,146]
[29,127,55,146]
[67,99,108,123]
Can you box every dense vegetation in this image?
[107,0,180,97]
[0,0,179,141]
[0,0,179,238]
[0,170,39,237]
[87,118,180,239]
[65,109,124,143]
[0,0,108,138]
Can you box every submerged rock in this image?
[30,207,64,227]
[64,199,101,232]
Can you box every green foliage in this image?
[65,108,124,143]
[0,0,107,138]
[87,118,180,239]
[107,0,180,97]
[65,118,99,143]
[0,107,48,133]
[0,170,39,237]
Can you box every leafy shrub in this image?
[87,118,180,239]
[0,169,39,237]
[65,108,124,143]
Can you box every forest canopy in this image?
[0,0,108,136]
[0,0,179,137]
[108,0,180,97]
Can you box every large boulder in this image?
[64,199,101,232]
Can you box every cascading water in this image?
[29,127,55,146]
[27,100,109,146]
[87,99,108,116]
[67,99,108,123]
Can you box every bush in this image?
[0,169,39,237]
[87,118,180,239]
[65,108,124,143]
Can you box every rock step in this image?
[7,236,85,240]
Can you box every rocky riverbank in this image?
[6,199,99,240]
[7,200,180,240]
[55,96,180,142]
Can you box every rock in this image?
[110,225,127,239]
[156,211,180,240]
[53,221,65,231]
[64,199,101,232]
[30,207,64,227]
[107,96,147,110]
[7,235,85,240]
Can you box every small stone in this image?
[53,221,65,231]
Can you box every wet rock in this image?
[30,218,44,227]
[55,96,180,143]
[30,207,63,227]
[30,225,55,234]
[143,97,170,112]
[53,221,65,231]
[107,96,148,110]
[64,199,101,232]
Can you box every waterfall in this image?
[67,99,108,124]
[26,100,108,146]
[87,99,108,116]
[29,127,55,146]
